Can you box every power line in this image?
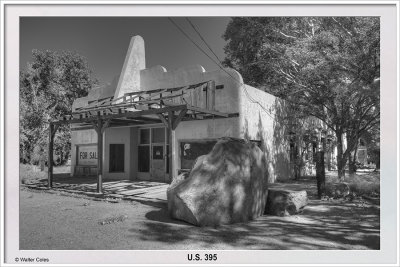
[168,17,288,124]
[184,19,281,121]
[181,18,278,121]
[185,18,223,64]
[183,18,278,119]
[167,18,222,72]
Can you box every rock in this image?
[265,189,308,216]
[167,138,268,226]
[325,182,350,198]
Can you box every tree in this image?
[223,17,380,180]
[20,50,96,165]
[362,120,380,170]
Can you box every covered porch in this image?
[47,80,238,193]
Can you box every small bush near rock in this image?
[346,174,380,197]
[20,164,47,184]
[325,172,380,198]
[325,183,351,199]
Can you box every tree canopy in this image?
[223,17,380,178]
[20,50,96,165]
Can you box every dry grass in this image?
[326,170,380,197]
[346,173,380,196]
[20,164,71,184]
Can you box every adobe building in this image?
[48,36,292,192]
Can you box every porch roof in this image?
[53,80,238,129]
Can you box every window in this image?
[152,128,165,143]
[180,140,217,170]
[109,144,124,172]
[140,128,150,144]
[138,128,151,172]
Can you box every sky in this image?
[20,17,231,84]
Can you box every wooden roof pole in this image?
[167,110,176,183]
[91,118,111,193]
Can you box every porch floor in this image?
[23,174,169,203]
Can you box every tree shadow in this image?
[128,198,380,250]
[242,97,292,183]
[272,98,291,181]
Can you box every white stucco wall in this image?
[239,84,291,182]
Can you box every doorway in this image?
[137,127,168,182]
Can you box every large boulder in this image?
[167,138,268,226]
[265,189,308,216]
[325,182,351,198]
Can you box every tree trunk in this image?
[316,151,325,199]
[346,133,359,175]
[40,159,45,171]
[336,131,346,181]
[349,145,358,175]
[294,143,301,180]
[348,153,355,175]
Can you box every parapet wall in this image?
[140,64,242,114]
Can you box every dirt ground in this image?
[20,185,380,250]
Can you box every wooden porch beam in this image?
[157,114,169,127]
[71,126,94,131]
[101,119,111,133]
[172,108,187,130]
[55,105,187,125]
[186,105,229,118]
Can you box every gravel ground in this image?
[20,187,380,250]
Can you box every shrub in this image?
[325,172,379,197]
[20,164,47,184]
[346,173,380,196]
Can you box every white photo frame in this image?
[1,1,398,266]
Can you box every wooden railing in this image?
[72,80,217,118]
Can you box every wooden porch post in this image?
[168,110,176,182]
[92,118,110,193]
[95,118,103,193]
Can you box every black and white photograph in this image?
[1,1,398,266]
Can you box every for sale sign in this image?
[77,146,97,165]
